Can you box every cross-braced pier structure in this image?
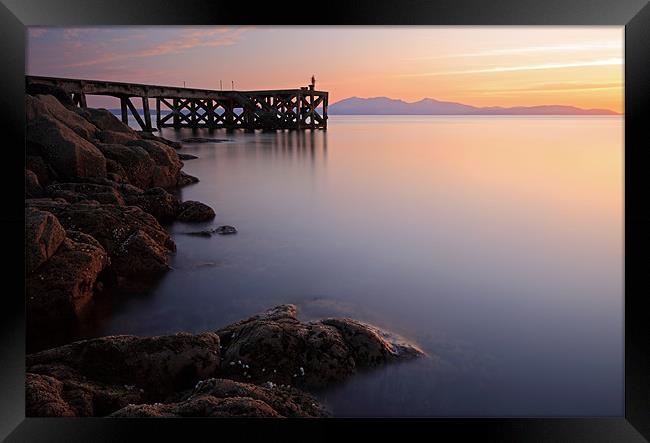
[26,76,328,132]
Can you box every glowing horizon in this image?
[26,26,624,113]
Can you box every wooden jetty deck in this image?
[26,75,328,131]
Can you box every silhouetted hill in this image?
[329,97,618,115]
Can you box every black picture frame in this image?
[1,0,649,441]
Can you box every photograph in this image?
[21,25,629,420]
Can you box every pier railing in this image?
[26,75,328,132]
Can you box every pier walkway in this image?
[26,75,328,132]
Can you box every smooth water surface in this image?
[79,115,624,416]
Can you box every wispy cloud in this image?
[397,58,623,77]
[62,27,251,68]
[459,42,621,57]
[409,41,621,60]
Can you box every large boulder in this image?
[25,208,66,274]
[26,371,144,418]
[44,182,126,205]
[215,305,424,389]
[26,111,106,180]
[177,200,215,222]
[126,139,182,188]
[26,230,108,323]
[122,187,180,222]
[43,182,181,223]
[111,378,327,418]
[35,94,99,141]
[96,143,155,189]
[26,332,221,416]
[114,229,171,283]
[26,373,77,417]
[96,130,139,145]
[25,199,175,287]
[75,107,137,135]
[111,396,281,418]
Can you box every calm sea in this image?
[77,115,624,416]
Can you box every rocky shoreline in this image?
[25,89,215,328]
[26,305,423,417]
[25,89,424,417]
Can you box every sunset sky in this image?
[27,27,623,113]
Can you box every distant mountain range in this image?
[329,97,619,115]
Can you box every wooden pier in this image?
[26,75,328,131]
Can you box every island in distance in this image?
[329,96,619,115]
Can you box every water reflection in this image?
[68,116,622,416]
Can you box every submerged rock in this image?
[183,225,238,237]
[214,225,238,235]
[178,171,200,186]
[176,201,216,222]
[178,153,199,160]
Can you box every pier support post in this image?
[296,92,302,130]
[142,96,152,132]
[310,91,315,129]
[156,98,161,130]
[173,99,180,128]
[123,97,147,131]
[120,97,128,124]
